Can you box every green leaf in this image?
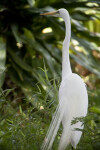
[11,24,24,44]
[23,28,57,76]
[0,37,6,87]
[27,0,35,7]
[8,48,33,72]
[90,106,100,114]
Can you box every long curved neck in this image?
[62,11,72,80]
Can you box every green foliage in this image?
[71,114,100,150]
[0,69,59,150]
[0,0,100,150]
[0,71,100,150]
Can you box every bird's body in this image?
[41,8,88,150]
[59,73,88,149]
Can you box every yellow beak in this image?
[40,11,58,16]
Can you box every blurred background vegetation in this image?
[0,0,100,149]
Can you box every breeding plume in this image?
[41,8,88,150]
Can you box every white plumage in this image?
[41,8,88,150]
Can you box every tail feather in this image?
[41,107,60,150]
[41,100,65,150]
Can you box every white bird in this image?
[41,8,88,150]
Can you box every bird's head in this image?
[40,8,67,18]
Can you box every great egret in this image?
[41,8,88,150]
